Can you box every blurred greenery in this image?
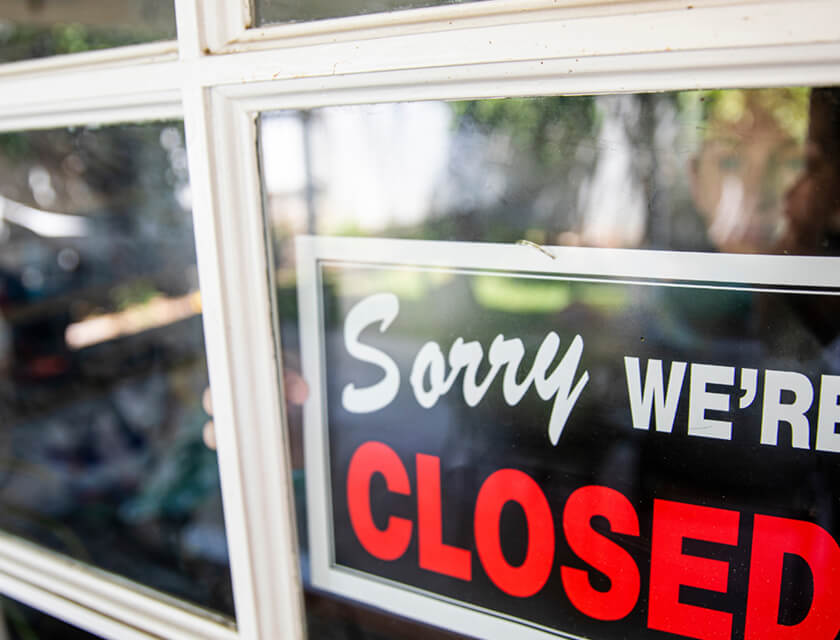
[111,278,159,310]
[472,276,630,314]
[0,132,30,160]
[685,88,811,142]
[0,18,174,63]
[452,96,597,167]
[256,0,476,26]
[472,276,572,313]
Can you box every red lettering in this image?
[648,499,739,640]
[474,468,554,597]
[416,453,471,580]
[745,514,840,639]
[347,441,412,561]
[345,444,840,640]
[561,485,640,620]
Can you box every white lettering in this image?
[687,363,734,440]
[760,369,813,449]
[449,338,502,407]
[541,334,590,445]
[816,375,840,453]
[409,342,448,409]
[624,357,686,433]
[341,293,589,444]
[341,293,401,413]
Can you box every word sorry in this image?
[341,293,589,444]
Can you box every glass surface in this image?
[261,89,822,254]
[0,123,233,617]
[255,0,481,27]
[1,596,101,639]
[261,88,840,638]
[0,0,176,64]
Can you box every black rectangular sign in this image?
[297,236,840,640]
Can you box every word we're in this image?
[625,357,840,451]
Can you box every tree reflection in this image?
[265,89,811,254]
[0,0,175,63]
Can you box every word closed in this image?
[348,440,840,640]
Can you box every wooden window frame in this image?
[0,0,837,637]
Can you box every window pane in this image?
[260,88,840,638]
[255,0,482,27]
[1,596,101,639]
[261,90,822,254]
[0,123,233,618]
[0,0,175,64]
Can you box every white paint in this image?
[817,375,840,453]
[212,0,840,78]
[687,363,735,441]
[410,341,450,408]
[761,369,814,449]
[739,368,758,409]
[0,530,236,640]
[342,293,401,413]
[188,87,306,640]
[625,357,686,433]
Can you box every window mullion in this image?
[188,0,252,55]
[182,76,306,640]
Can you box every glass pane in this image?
[255,0,482,27]
[1,596,101,639]
[260,88,840,638]
[0,123,233,618]
[0,0,175,64]
[261,89,826,254]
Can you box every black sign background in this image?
[316,262,840,640]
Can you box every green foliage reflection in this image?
[0,6,175,63]
[452,96,597,167]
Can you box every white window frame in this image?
[0,0,837,638]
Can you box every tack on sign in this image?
[296,236,840,640]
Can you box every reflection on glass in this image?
[0,0,175,64]
[261,89,821,255]
[255,0,480,26]
[0,123,233,617]
[1,596,101,639]
[260,87,840,638]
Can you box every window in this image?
[0,1,837,638]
